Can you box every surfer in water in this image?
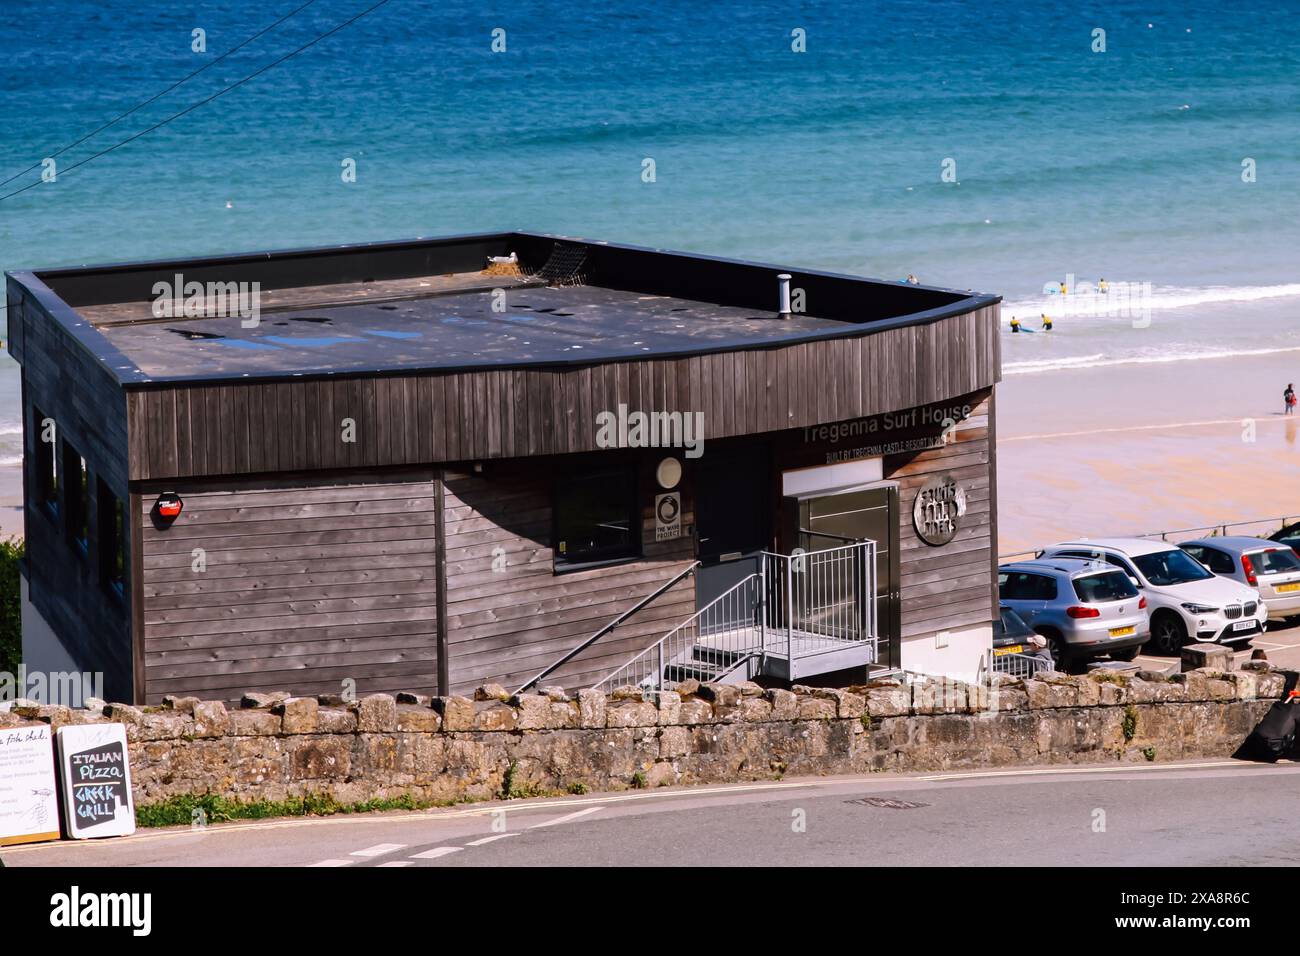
[1286,383,1296,415]
[1041,313,1053,331]
[1010,316,1021,333]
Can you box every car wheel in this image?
[1110,645,1140,662]
[1150,612,1187,656]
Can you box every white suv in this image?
[1039,538,1266,655]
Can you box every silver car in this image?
[1180,537,1300,623]
[997,558,1150,670]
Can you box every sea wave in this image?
[1003,345,1300,375]
[1002,282,1300,320]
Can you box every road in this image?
[7,759,1300,868]
[1131,616,1300,674]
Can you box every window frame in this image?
[551,462,643,574]
[63,440,90,557]
[97,479,127,599]
[32,406,59,521]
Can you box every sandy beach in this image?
[997,350,1300,556]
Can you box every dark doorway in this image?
[693,444,771,608]
[784,485,901,670]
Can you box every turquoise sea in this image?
[2,0,1299,465]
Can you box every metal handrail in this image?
[998,513,1300,562]
[595,541,879,693]
[514,560,701,694]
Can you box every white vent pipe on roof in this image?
[777,273,792,317]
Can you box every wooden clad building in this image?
[6,233,1001,704]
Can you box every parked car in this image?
[991,604,1052,675]
[1268,521,1300,557]
[1179,537,1300,623]
[1039,538,1266,655]
[997,558,1149,670]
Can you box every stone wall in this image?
[2,665,1286,811]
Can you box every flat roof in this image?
[6,232,1000,387]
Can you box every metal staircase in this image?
[594,541,878,693]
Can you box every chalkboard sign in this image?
[56,724,135,839]
[0,724,60,846]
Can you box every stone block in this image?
[432,695,475,731]
[191,700,229,738]
[228,709,280,736]
[1182,643,1233,673]
[474,683,511,702]
[395,704,442,733]
[766,688,799,719]
[575,689,606,729]
[865,686,909,717]
[606,701,657,728]
[275,697,319,735]
[656,691,682,726]
[317,708,357,734]
[356,694,398,732]
[472,702,518,732]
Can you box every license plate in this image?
[1232,620,1255,632]
[1276,582,1300,594]
[1108,626,1135,638]
[993,645,1023,657]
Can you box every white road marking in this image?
[410,846,463,860]
[307,859,354,867]
[378,861,412,867]
[465,833,519,846]
[919,760,1258,782]
[528,806,603,829]
[351,843,407,857]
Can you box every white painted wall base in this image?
[19,574,80,676]
[900,624,992,684]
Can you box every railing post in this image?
[758,557,767,656]
[785,552,794,662]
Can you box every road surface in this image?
[7,759,1300,868]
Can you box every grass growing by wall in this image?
[0,538,23,675]
[135,791,456,828]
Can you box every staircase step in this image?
[691,646,746,666]
[663,664,725,682]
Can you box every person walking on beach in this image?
[1286,383,1296,415]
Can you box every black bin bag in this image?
[1237,671,1300,763]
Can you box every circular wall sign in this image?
[912,473,967,546]
[656,457,682,490]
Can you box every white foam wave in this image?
[1003,282,1300,320]
[1003,345,1300,375]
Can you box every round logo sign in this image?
[912,474,967,546]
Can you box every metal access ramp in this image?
[594,541,878,693]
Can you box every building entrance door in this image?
[693,445,770,610]
[783,484,900,670]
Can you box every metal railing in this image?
[594,541,877,693]
[987,650,1053,680]
[514,560,700,694]
[998,513,1300,563]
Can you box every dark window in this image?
[1250,548,1300,575]
[999,571,1056,601]
[97,480,126,597]
[554,466,640,570]
[1193,547,1236,575]
[64,442,89,554]
[1133,548,1213,586]
[33,407,58,517]
[1072,570,1138,603]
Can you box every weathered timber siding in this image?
[8,287,134,700]
[124,305,999,481]
[888,394,995,640]
[138,475,440,703]
[441,458,696,695]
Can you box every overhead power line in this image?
[0,0,322,191]
[0,0,396,205]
